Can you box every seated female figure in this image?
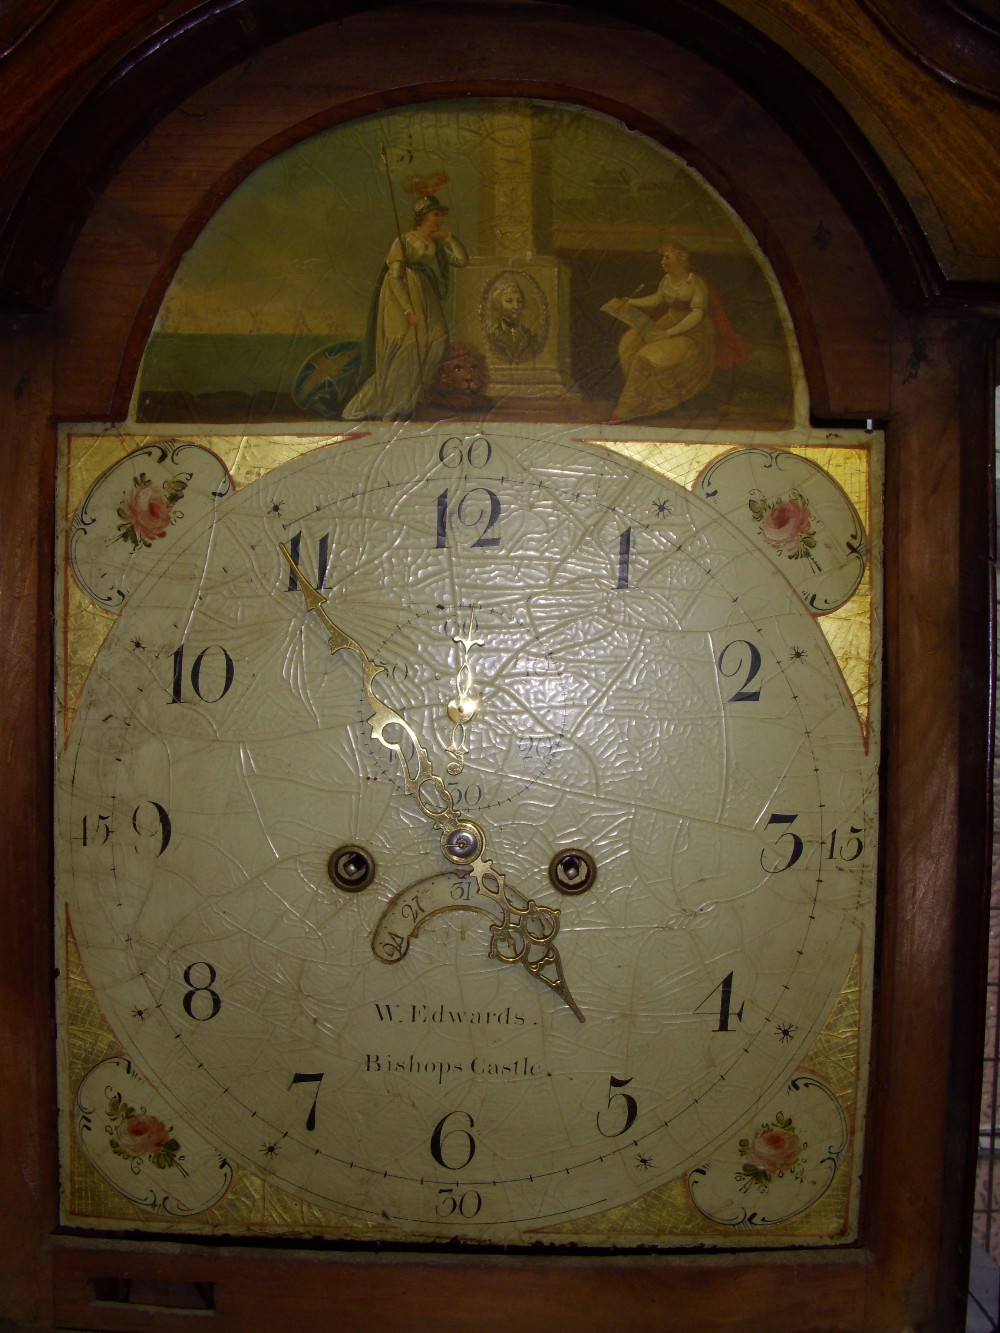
[609,242,748,422]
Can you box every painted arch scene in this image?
[137,99,800,429]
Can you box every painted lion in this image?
[426,345,491,412]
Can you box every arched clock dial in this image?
[57,426,876,1244]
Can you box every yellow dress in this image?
[613,273,716,421]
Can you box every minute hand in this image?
[280,542,460,832]
[280,542,584,1022]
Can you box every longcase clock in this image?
[0,3,994,1330]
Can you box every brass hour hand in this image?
[446,605,484,774]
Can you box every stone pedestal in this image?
[451,257,574,399]
[447,103,575,401]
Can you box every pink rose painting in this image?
[736,1111,804,1193]
[114,1113,170,1156]
[748,488,818,567]
[106,1092,182,1172]
[117,470,189,549]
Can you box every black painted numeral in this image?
[450,878,473,903]
[436,1187,482,1217]
[380,929,407,959]
[517,735,556,759]
[289,1072,324,1131]
[597,1074,638,1138]
[696,971,745,1031]
[132,800,172,857]
[447,782,483,808]
[436,487,502,549]
[170,644,235,704]
[284,529,331,592]
[182,961,222,1021]
[828,825,864,861]
[438,435,493,468]
[400,893,425,925]
[81,813,112,846]
[616,527,632,589]
[81,803,171,856]
[717,639,762,702]
[430,1110,476,1168]
[761,812,804,872]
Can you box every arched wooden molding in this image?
[1,0,993,320]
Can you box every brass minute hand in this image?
[279,543,584,1022]
[281,542,458,831]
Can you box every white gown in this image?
[343,231,468,420]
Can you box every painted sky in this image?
[155,100,747,337]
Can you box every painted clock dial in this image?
[57,427,875,1244]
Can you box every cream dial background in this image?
[57,427,875,1244]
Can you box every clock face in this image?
[57,426,876,1244]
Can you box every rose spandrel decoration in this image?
[748,488,819,570]
[735,1111,806,1194]
[117,471,189,549]
[105,1090,185,1175]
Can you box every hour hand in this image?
[446,605,484,775]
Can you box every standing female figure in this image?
[344,193,468,420]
